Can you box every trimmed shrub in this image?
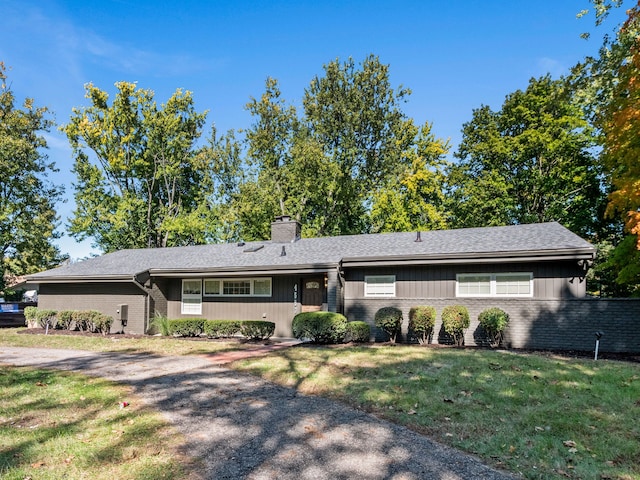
[478,307,510,347]
[344,321,370,343]
[291,312,348,344]
[71,310,89,331]
[35,309,57,329]
[204,320,242,338]
[441,305,470,346]
[24,306,39,328]
[240,320,275,341]
[168,318,205,337]
[56,310,75,330]
[409,306,437,345]
[88,311,113,334]
[374,306,403,343]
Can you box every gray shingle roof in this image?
[28,222,594,281]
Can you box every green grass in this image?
[2,327,639,479]
[0,366,199,480]
[233,344,640,480]
[0,327,258,356]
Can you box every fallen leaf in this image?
[535,426,544,432]
[407,409,416,415]
[30,461,45,468]
[443,398,454,403]
[35,382,46,387]
[563,440,577,448]
[509,445,516,453]
[568,447,578,453]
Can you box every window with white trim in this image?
[364,275,396,297]
[181,279,202,315]
[456,273,533,297]
[203,278,272,297]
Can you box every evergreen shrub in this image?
[291,312,347,344]
[408,305,436,345]
[374,306,403,343]
[344,321,370,343]
[240,320,275,340]
[441,305,470,346]
[204,320,242,338]
[56,310,75,330]
[168,318,205,337]
[478,307,510,347]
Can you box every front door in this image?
[301,278,324,312]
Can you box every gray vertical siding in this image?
[164,275,325,337]
[37,282,147,334]
[344,261,587,300]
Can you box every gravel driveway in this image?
[0,346,516,479]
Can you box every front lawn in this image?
[2,327,638,479]
[233,344,640,480]
[0,366,199,480]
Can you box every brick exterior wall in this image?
[345,297,640,353]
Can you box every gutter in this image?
[340,248,596,267]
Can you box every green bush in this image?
[408,306,437,345]
[203,320,242,338]
[168,318,205,337]
[441,305,470,346]
[344,321,370,343]
[291,312,347,344]
[71,310,89,331]
[24,306,39,328]
[88,311,113,334]
[374,306,403,343]
[56,310,75,330]
[478,307,510,347]
[35,309,57,329]
[67,310,112,334]
[240,320,275,340]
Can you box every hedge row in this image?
[24,307,114,334]
[167,319,275,340]
[291,312,370,344]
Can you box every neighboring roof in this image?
[27,222,595,282]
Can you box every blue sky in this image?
[0,1,628,259]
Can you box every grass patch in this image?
[0,366,199,480]
[0,327,256,356]
[233,345,640,480]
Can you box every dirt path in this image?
[0,346,517,479]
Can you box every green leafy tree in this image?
[370,120,450,232]
[572,1,640,295]
[0,62,65,292]
[302,55,413,236]
[63,82,212,251]
[449,75,604,238]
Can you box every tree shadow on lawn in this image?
[1,349,516,480]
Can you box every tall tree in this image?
[63,82,212,252]
[0,62,65,291]
[302,55,413,235]
[370,120,450,232]
[598,4,640,247]
[449,75,604,237]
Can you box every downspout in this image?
[132,271,152,334]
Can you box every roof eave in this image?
[340,248,595,267]
[148,263,338,278]
[25,275,135,284]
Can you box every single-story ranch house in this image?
[27,217,640,353]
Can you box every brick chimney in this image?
[271,215,301,243]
